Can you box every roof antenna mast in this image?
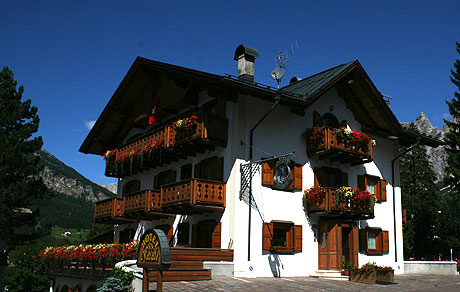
[271,41,299,89]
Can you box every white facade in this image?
[112,82,405,277]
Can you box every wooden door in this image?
[318,222,342,270]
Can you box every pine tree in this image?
[439,42,460,259]
[400,123,441,259]
[444,42,460,191]
[0,67,49,246]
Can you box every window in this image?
[180,164,192,180]
[154,170,176,189]
[122,180,140,194]
[262,222,302,254]
[194,157,224,181]
[359,228,389,255]
[191,221,221,248]
[358,175,387,202]
[314,167,348,188]
[261,159,302,191]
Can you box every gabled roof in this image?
[80,57,407,155]
[280,61,355,99]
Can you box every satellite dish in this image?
[271,67,285,81]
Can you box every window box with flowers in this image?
[303,185,326,212]
[305,126,374,164]
[172,115,200,144]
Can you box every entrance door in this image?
[318,222,358,270]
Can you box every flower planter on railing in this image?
[161,179,226,213]
[123,189,161,214]
[103,114,228,178]
[303,186,374,219]
[306,126,373,164]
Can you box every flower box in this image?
[376,270,394,283]
[350,271,377,284]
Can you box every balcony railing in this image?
[306,127,373,165]
[104,114,228,178]
[123,189,161,214]
[307,188,374,219]
[161,179,226,214]
[94,198,124,220]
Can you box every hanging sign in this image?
[137,228,171,269]
[273,157,292,189]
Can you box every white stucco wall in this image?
[111,86,405,278]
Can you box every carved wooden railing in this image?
[123,189,161,213]
[307,188,374,218]
[116,126,172,161]
[161,179,226,208]
[306,127,373,162]
[94,198,124,219]
[104,114,228,177]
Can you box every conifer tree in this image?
[444,42,460,191]
[400,123,441,259]
[0,67,48,246]
[439,42,460,258]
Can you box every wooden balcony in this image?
[306,188,374,219]
[161,179,226,214]
[307,127,373,165]
[105,115,228,178]
[95,190,174,223]
[94,198,126,223]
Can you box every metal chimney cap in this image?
[234,44,259,60]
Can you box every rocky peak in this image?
[415,112,442,138]
[408,113,448,184]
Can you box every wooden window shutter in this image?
[382,230,389,253]
[211,157,224,181]
[211,222,222,248]
[314,167,325,187]
[359,229,367,253]
[293,225,302,252]
[194,163,202,179]
[313,111,322,126]
[379,179,387,201]
[262,162,274,187]
[341,171,348,187]
[293,164,303,191]
[167,170,176,184]
[357,175,366,191]
[134,180,141,192]
[262,223,273,251]
[191,224,199,247]
[376,231,383,254]
[352,226,359,264]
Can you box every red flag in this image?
[149,99,160,125]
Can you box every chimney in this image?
[234,44,259,82]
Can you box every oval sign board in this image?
[137,228,171,269]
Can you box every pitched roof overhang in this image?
[79,57,304,155]
[282,60,402,137]
[80,57,434,156]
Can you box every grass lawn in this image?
[51,226,90,244]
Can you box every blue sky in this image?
[2,1,460,185]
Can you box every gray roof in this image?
[280,61,355,99]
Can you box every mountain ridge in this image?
[37,149,115,202]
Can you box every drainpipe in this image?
[391,137,420,263]
[248,96,280,261]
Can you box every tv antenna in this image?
[271,41,299,89]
